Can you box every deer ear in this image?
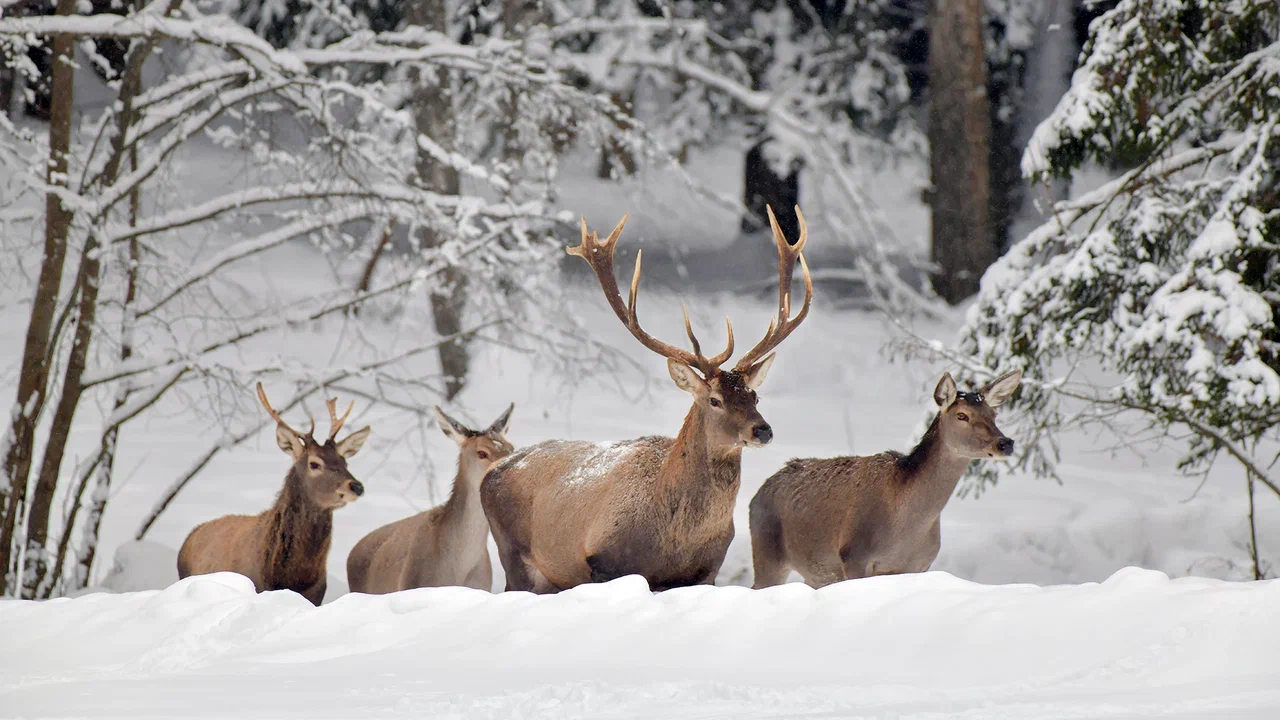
[743,353,775,390]
[487,403,514,437]
[982,369,1023,408]
[433,406,472,446]
[275,424,306,460]
[934,373,958,409]
[668,359,707,395]
[336,426,371,458]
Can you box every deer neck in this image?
[438,460,488,542]
[656,403,742,513]
[260,471,333,590]
[897,422,972,520]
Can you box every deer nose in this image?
[996,438,1014,455]
[348,480,365,497]
[752,424,773,445]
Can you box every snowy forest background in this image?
[0,0,1277,601]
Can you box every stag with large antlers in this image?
[176,384,372,605]
[482,206,812,592]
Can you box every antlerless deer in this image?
[176,384,371,606]
[482,206,812,592]
[347,404,515,593]
[749,370,1022,588]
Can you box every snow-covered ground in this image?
[4,569,1279,718]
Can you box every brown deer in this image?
[748,370,1022,588]
[481,206,812,593]
[346,404,515,594]
[176,383,371,605]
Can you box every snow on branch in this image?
[955,0,1280,491]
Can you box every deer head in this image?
[932,370,1021,460]
[433,403,516,477]
[568,206,812,450]
[257,383,372,509]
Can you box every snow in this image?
[563,441,640,486]
[2,8,1276,712]
[3,568,1279,717]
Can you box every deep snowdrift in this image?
[3,569,1279,718]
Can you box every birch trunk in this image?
[0,0,78,596]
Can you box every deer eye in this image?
[956,412,969,422]
[477,450,490,460]
[309,460,322,470]
[708,397,722,408]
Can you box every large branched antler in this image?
[325,396,354,441]
[734,205,813,371]
[257,382,315,437]
[568,213,734,378]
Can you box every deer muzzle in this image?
[749,423,774,446]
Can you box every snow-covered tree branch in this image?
[0,1,650,597]
[953,0,1280,498]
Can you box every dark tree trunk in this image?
[988,105,1021,254]
[408,0,468,401]
[23,2,169,595]
[741,140,801,241]
[0,0,78,595]
[598,91,638,180]
[927,0,993,304]
[24,229,106,599]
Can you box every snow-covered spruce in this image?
[958,0,1280,496]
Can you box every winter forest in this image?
[2,0,1279,717]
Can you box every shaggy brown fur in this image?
[177,386,371,605]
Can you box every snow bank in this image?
[3,569,1278,717]
[80,540,351,603]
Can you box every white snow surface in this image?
[3,569,1278,718]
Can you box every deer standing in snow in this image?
[748,370,1021,588]
[481,206,812,592]
[176,383,371,605]
[346,404,515,593]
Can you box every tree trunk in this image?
[25,8,165,596]
[0,0,78,596]
[24,231,106,597]
[598,91,637,180]
[408,0,468,401]
[741,140,801,241]
[68,142,143,592]
[927,0,993,304]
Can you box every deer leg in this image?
[501,553,535,592]
[464,551,494,592]
[586,553,625,585]
[298,579,327,606]
[838,544,875,583]
[749,512,790,589]
[905,521,942,574]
